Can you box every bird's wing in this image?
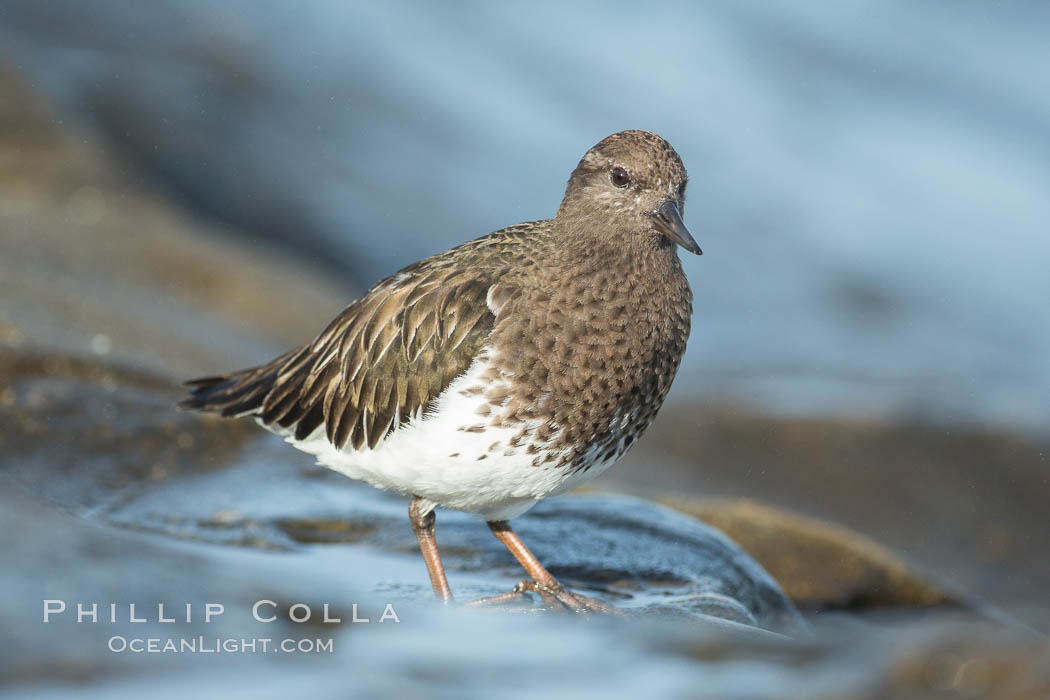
[182,261,506,451]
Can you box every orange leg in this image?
[409,497,453,603]
[467,520,620,615]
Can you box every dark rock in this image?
[671,497,958,611]
[615,409,1050,611]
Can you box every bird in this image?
[179,130,701,613]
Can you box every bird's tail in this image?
[177,349,297,418]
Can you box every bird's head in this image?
[557,130,700,256]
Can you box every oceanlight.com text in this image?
[107,636,334,654]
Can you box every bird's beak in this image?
[649,199,701,255]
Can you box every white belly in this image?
[265,353,617,521]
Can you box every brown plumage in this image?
[182,246,504,450]
[180,130,701,613]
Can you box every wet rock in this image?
[670,616,1050,700]
[0,349,256,510]
[492,496,804,632]
[616,409,1050,611]
[3,479,1047,698]
[669,497,958,611]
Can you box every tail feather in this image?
[179,359,287,418]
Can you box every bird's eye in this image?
[610,167,630,188]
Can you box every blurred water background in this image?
[2,0,1047,432]
[3,3,1050,698]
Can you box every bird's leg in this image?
[466,520,620,615]
[408,496,453,603]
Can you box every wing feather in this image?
[179,223,550,448]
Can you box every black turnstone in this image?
[180,130,701,613]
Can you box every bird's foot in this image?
[466,579,621,615]
[463,585,533,609]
